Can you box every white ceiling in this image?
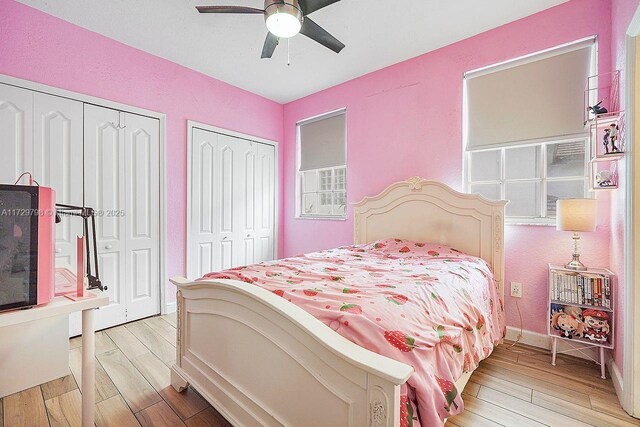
[18,0,567,103]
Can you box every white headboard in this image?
[353,177,507,299]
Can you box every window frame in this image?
[464,136,592,225]
[295,108,347,220]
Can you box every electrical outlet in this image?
[511,282,523,298]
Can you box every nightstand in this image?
[548,264,614,379]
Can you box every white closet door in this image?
[32,92,84,269]
[190,129,248,276]
[240,140,257,266]
[123,112,160,322]
[0,84,32,184]
[217,133,244,270]
[190,128,218,278]
[254,143,276,263]
[83,104,127,332]
[189,127,275,278]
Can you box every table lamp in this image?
[556,198,597,271]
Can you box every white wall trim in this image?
[609,358,625,402]
[0,73,170,318]
[185,120,280,280]
[623,4,640,416]
[165,301,177,314]
[505,326,606,364]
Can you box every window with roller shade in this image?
[464,38,596,223]
[296,109,347,218]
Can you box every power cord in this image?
[506,299,526,353]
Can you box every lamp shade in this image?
[556,199,597,232]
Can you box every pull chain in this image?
[287,38,291,66]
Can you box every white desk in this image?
[0,293,108,427]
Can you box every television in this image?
[0,184,55,312]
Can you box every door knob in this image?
[55,248,62,254]
[222,236,228,240]
[105,244,113,250]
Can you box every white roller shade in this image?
[299,111,346,171]
[466,40,594,150]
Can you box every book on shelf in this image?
[550,269,611,308]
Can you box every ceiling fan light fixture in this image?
[265,0,303,38]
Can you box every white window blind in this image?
[297,109,347,219]
[465,39,595,150]
[299,111,346,171]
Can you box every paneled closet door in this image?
[189,127,276,279]
[122,112,160,322]
[254,143,276,263]
[0,84,32,184]
[32,92,84,270]
[240,141,276,265]
[217,133,244,270]
[83,104,127,332]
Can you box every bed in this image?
[170,177,506,426]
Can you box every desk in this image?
[0,293,109,427]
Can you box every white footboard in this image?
[170,277,413,427]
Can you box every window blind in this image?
[465,40,594,151]
[299,111,346,171]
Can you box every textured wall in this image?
[0,0,285,302]
[281,0,614,336]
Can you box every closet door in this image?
[217,133,244,270]
[239,140,257,265]
[123,112,160,322]
[189,127,275,278]
[32,92,84,269]
[190,128,220,278]
[240,141,275,265]
[189,130,249,276]
[83,104,127,332]
[254,143,276,263]
[0,84,32,184]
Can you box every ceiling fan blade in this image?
[261,33,279,59]
[298,0,340,15]
[300,17,345,53]
[196,6,264,14]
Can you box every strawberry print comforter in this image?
[201,238,505,426]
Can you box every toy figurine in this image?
[595,170,614,187]
[588,100,608,116]
[551,312,584,339]
[603,128,611,154]
[563,305,583,321]
[582,309,610,342]
[609,123,620,152]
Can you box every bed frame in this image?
[170,177,506,426]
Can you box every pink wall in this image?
[609,0,640,369]
[282,0,614,336]
[0,0,284,302]
[0,0,632,362]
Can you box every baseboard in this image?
[608,358,624,404]
[505,326,605,363]
[165,301,177,314]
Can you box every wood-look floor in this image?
[449,342,640,427]
[1,314,638,426]
[0,313,231,427]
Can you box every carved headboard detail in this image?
[353,177,507,299]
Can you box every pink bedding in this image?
[201,238,505,426]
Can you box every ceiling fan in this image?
[196,0,345,59]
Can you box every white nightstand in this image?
[548,264,614,379]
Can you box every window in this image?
[467,138,589,222]
[296,109,347,219]
[464,38,596,223]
